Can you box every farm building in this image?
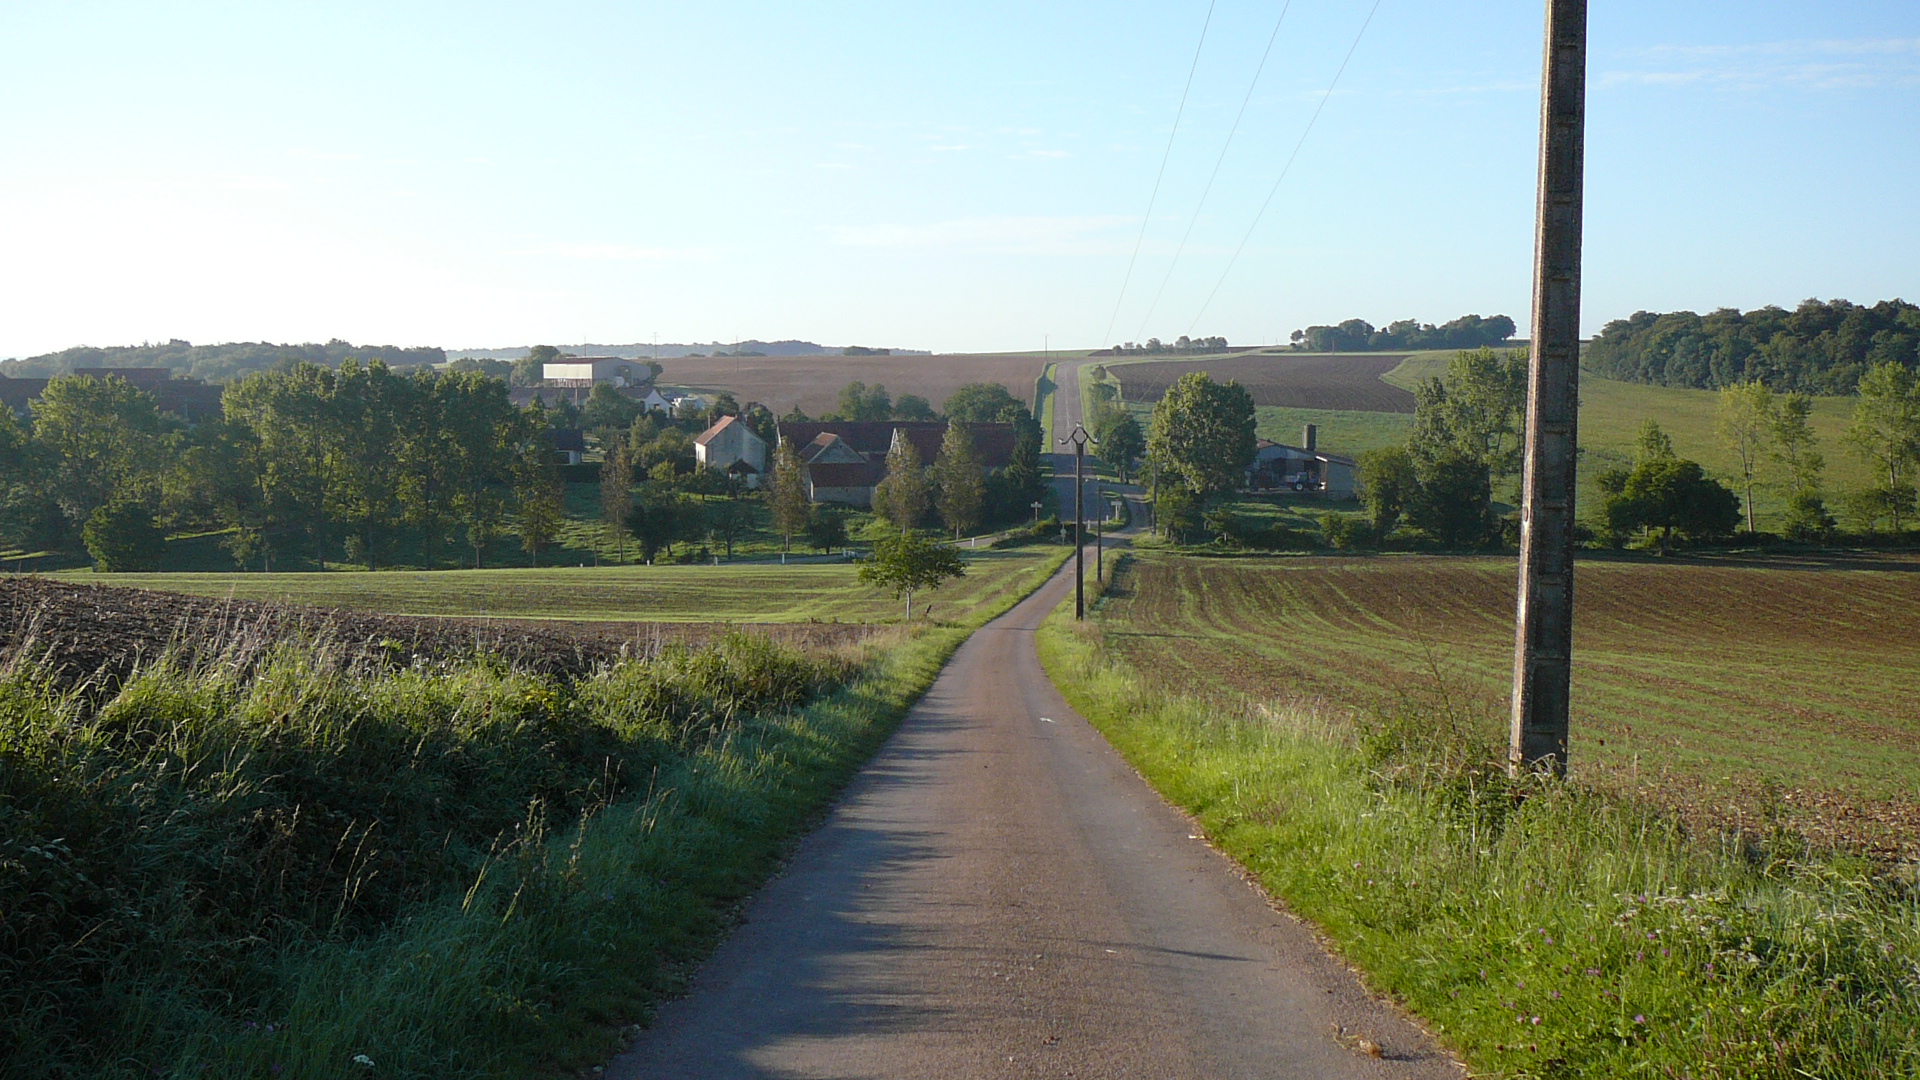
[776,420,1016,507]
[1247,424,1356,499]
[542,357,650,387]
[551,428,587,465]
[693,414,768,487]
[1,369,222,422]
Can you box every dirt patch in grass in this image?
[1097,552,1920,859]
[0,576,876,687]
[659,352,1049,417]
[1110,352,1415,412]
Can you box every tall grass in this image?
[1038,613,1920,1079]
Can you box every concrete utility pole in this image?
[1060,423,1095,620]
[1510,0,1588,777]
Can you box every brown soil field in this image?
[1110,352,1415,412]
[0,577,874,688]
[659,352,1050,417]
[1097,551,1920,858]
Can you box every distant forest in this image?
[1290,314,1517,353]
[1585,299,1920,394]
[1,340,445,383]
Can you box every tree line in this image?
[1586,298,1920,394]
[0,339,446,384]
[1290,314,1517,353]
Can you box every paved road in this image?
[1047,357,1110,524]
[607,552,1459,1079]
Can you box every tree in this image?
[871,434,929,531]
[1356,446,1417,536]
[1092,408,1144,484]
[82,501,167,572]
[1600,456,1741,553]
[943,382,1025,423]
[30,373,167,530]
[1769,392,1831,539]
[1146,372,1256,497]
[1716,381,1775,534]
[707,471,753,558]
[626,485,684,563]
[933,422,985,539]
[1842,361,1920,531]
[512,428,565,567]
[837,380,892,422]
[768,439,813,549]
[806,511,848,554]
[1635,418,1676,463]
[894,394,936,421]
[601,442,634,563]
[583,382,643,431]
[1407,453,1495,548]
[858,529,965,619]
[1408,347,1529,482]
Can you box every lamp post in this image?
[1058,423,1097,620]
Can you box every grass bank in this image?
[1038,603,1920,1079]
[6,549,1070,1078]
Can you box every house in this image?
[693,414,768,487]
[551,428,587,465]
[542,357,649,387]
[0,378,49,419]
[1246,424,1356,499]
[774,420,1017,507]
[641,388,708,418]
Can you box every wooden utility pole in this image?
[1510,0,1587,776]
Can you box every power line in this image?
[1187,0,1383,337]
[1100,0,1217,348]
[1133,0,1295,342]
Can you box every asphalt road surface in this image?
[607,553,1460,1079]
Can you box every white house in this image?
[642,388,708,418]
[693,415,768,487]
[543,357,646,387]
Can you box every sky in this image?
[0,1,1915,358]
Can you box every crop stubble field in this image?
[1109,352,1415,412]
[659,351,1052,417]
[1099,552,1920,856]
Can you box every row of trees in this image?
[1104,335,1230,355]
[0,339,445,383]
[1290,314,1517,353]
[1586,298,1920,394]
[1,362,568,571]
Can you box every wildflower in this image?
[1633,1015,1646,1025]
[1584,968,1600,977]
[353,1054,376,1068]
[1661,948,1670,957]
[1531,1016,1541,1026]
[1550,990,1561,1000]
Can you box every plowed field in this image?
[1110,352,1415,412]
[1097,552,1920,857]
[660,351,1050,417]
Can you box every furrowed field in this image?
[657,350,1053,419]
[1099,551,1920,854]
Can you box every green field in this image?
[53,544,1070,625]
[1096,551,1920,849]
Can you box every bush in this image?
[1320,514,1374,550]
[81,501,166,571]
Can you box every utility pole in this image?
[1510,0,1587,778]
[1060,423,1095,619]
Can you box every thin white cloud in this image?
[1602,37,1920,90]
[522,242,716,262]
[823,215,1133,255]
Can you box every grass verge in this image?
[1037,604,1920,1079]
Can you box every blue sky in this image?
[1,1,1914,357]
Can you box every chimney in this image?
[1303,423,1318,453]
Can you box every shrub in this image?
[81,501,166,571]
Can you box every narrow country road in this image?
[607,549,1460,1079]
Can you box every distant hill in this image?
[0,339,445,383]
[445,340,931,361]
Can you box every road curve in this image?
[606,554,1458,1079]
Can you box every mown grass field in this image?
[1097,551,1920,851]
[51,544,1068,625]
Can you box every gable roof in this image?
[777,421,1017,469]
[695,414,739,446]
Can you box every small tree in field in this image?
[933,421,985,540]
[768,440,812,549]
[601,442,634,563]
[872,434,929,531]
[859,529,964,619]
[1716,381,1773,535]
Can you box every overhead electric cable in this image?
[1133,0,1295,341]
[1100,0,1217,347]
[1187,0,1383,336]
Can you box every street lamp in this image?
[1057,422,1098,620]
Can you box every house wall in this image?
[808,483,872,508]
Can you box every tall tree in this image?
[933,421,985,540]
[767,439,812,549]
[601,441,634,564]
[1146,372,1256,497]
[1407,347,1529,480]
[30,373,167,529]
[1355,446,1418,537]
[1715,381,1774,534]
[1092,407,1144,484]
[837,380,892,422]
[872,434,929,531]
[1842,361,1920,530]
[512,422,565,567]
